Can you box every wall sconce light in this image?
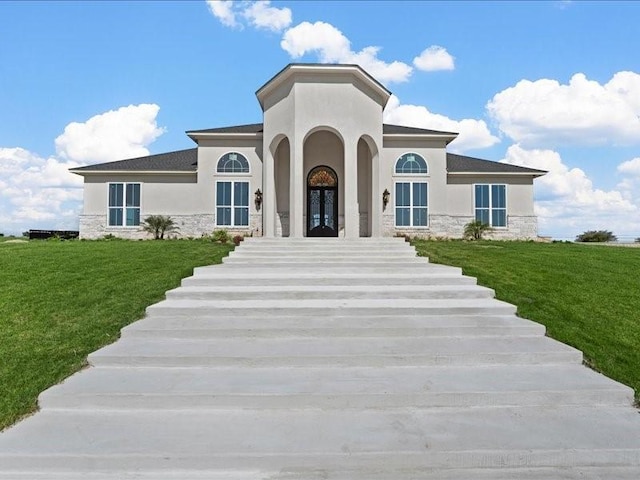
[382,188,390,211]
[254,189,263,211]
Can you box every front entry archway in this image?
[306,166,338,237]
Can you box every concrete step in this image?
[182,271,476,287]
[194,262,460,274]
[4,467,640,480]
[227,248,418,257]
[123,314,545,338]
[38,364,633,410]
[222,256,430,264]
[88,335,582,367]
[2,407,640,471]
[145,298,517,317]
[164,284,495,301]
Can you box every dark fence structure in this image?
[28,230,80,240]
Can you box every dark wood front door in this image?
[307,166,338,237]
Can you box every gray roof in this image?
[447,153,546,175]
[71,148,198,172]
[69,128,545,177]
[187,123,455,136]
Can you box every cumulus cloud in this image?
[55,104,164,165]
[487,71,640,147]
[383,95,499,152]
[243,1,292,32]
[413,46,455,72]
[1,104,165,235]
[501,144,639,238]
[206,0,239,28]
[618,157,640,176]
[207,1,291,32]
[281,21,413,84]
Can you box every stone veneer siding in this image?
[79,213,262,240]
[382,213,538,240]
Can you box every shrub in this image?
[635,237,640,244]
[464,220,492,240]
[232,235,244,246]
[212,229,230,243]
[142,215,179,240]
[575,230,617,243]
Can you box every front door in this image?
[307,166,338,237]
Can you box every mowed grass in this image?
[0,239,233,430]
[413,240,640,402]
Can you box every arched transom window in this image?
[395,153,428,175]
[308,166,338,187]
[217,152,250,173]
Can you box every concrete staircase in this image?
[1,237,640,479]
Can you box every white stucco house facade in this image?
[71,63,545,240]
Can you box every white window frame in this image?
[394,181,429,228]
[474,183,507,228]
[216,152,251,176]
[394,152,429,176]
[216,180,250,227]
[107,182,141,227]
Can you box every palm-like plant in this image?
[464,220,492,240]
[142,215,179,240]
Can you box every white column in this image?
[370,149,381,237]
[343,139,359,238]
[262,146,275,237]
[289,138,304,238]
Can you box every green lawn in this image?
[413,240,640,402]
[0,239,233,430]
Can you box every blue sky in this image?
[1,1,640,239]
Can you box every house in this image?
[70,64,545,240]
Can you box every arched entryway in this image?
[306,166,338,237]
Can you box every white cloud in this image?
[618,157,640,177]
[206,0,240,28]
[281,21,413,84]
[383,95,499,152]
[501,144,639,238]
[0,104,165,235]
[413,46,455,72]
[243,1,292,32]
[487,72,640,147]
[54,104,164,165]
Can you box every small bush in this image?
[575,230,617,243]
[464,220,492,240]
[142,215,179,240]
[232,235,244,246]
[212,229,230,243]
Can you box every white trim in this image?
[394,180,429,229]
[215,180,250,228]
[216,152,251,175]
[107,182,142,228]
[473,183,507,229]
[449,171,546,177]
[71,170,194,175]
[393,152,429,176]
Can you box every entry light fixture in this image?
[382,188,390,211]
[254,189,263,211]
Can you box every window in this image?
[395,182,428,227]
[217,152,250,173]
[395,153,428,174]
[108,183,140,226]
[216,181,249,226]
[475,184,506,227]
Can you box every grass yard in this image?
[0,239,233,430]
[413,240,640,402]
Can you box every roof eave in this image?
[256,64,392,110]
[447,171,547,177]
[384,133,459,144]
[186,132,264,143]
[69,169,196,175]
